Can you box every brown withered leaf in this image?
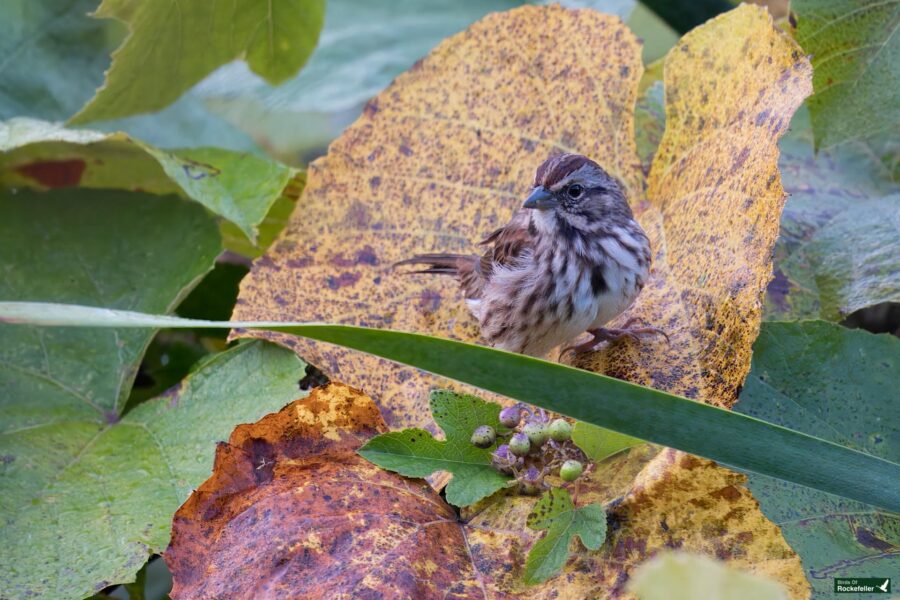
[232,5,644,428]
[165,383,485,599]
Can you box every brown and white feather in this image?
[396,154,651,357]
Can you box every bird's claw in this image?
[558,323,669,358]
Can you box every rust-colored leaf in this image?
[165,383,485,599]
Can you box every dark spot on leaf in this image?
[326,272,361,290]
[398,144,413,157]
[417,289,442,314]
[767,267,793,312]
[15,159,86,188]
[363,99,379,116]
[286,257,313,268]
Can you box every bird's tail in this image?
[393,253,476,276]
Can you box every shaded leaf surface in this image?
[628,552,788,600]
[165,383,486,599]
[0,1,258,151]
[71,0,326,124]
[0,0,118,121]
[765,109,899,320]
[202,0,521,160]
[735,321,900,598]
[359,390,510,507]
[633,80,665,174]
[524,488,606,584]
[792,0,900,148]
[0,118,302,241]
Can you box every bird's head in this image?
[524,154,632,233]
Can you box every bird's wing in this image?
[476,209,534,280]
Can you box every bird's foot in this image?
[560,320,669,357]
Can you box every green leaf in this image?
[0,118,303,241]
[735,321,899,598]
[0,1,257,151]
[0,0,118,122]
[626,3,680,63]
[0,340,306,600]
[3,305,899,513]
[524,488,606,584]
[793,0,900,148]
[627,551,789,600]
[572,422,642,462]
[0,187,222,599]
[634,80,665,173]
[358,390,510,507]
[70,0,326,124]
[767,108,900,320]
[219,175,304,258]
[0,189,221,423]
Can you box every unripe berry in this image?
[548,418,573,442]
[560,459,584,482]
[508,432,531,456]
[471,425,497,448]
[523,421,548,446]
[498,406,522,428]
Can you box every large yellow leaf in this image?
[573,5,813,408]
[462,449,807,598]
[232,4,813,595]
[233,5,644,428]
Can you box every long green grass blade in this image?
[2,301,897,512]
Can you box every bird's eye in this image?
[567,184,584,199]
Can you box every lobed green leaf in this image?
[735,321,900,598]
[359,390,510,507]
[524,488,606,584]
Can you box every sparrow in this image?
[396,153,665,358]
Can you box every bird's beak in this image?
[523,186,556,210]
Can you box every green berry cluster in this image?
[470,404,588,494]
